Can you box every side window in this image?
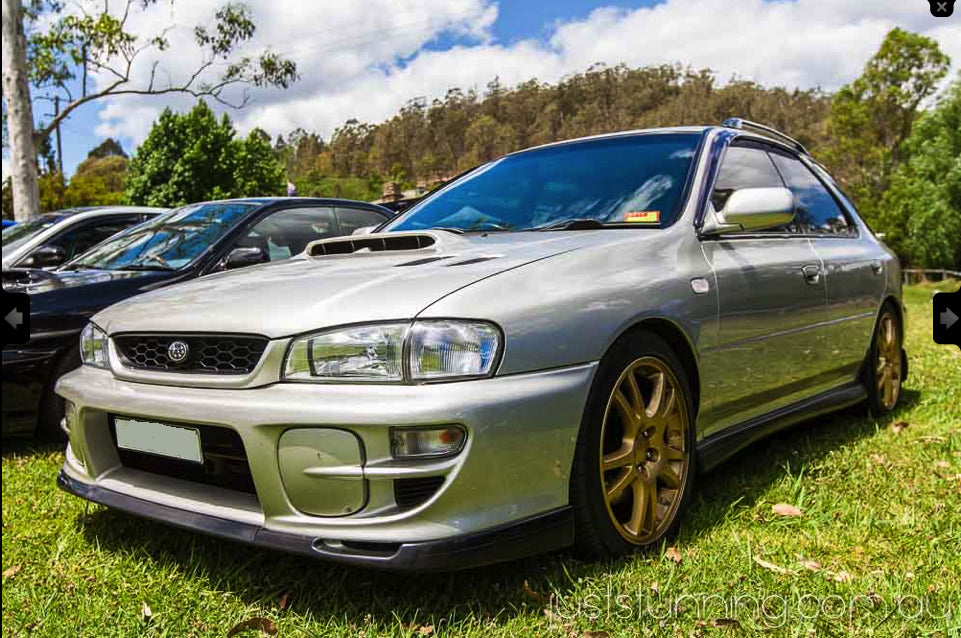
[711,145,785,213]
[768,153,852,236]
[230,207,339,262]
[70,217,141,258]
[336,207,389,235]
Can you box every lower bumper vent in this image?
[394,476,444,510]
[111,421,256,495]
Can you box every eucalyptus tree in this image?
[1,0,297,220]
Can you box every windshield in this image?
[386,133,701,233]
[67,202,258,271]
[1,214,65,248]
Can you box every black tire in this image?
[865,303,904,418]
[36,347,81,438]
[570,330,697,559]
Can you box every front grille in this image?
[114,334,268,374]
[110,419,256,494]
[394,476,445,510]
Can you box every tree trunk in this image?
[1,0,41,221]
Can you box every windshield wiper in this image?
[60,263,103,271]
[532,218,607,231]
[119,264,176,272]
[429,227,466,235]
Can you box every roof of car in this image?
[183,197,394,213]
[515,126,712,155]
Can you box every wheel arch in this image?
[881,294,904,328]
[607,317,701,417]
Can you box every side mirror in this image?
[23,244,67,268]
[222,246,268,270]
[703,187,795,235]
[351,226,376,236]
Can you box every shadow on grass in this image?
[1,433,66,459]
[73,390,919,627]
[681,388,919,540]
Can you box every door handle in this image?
[802,264,821,285]
[871,260,883,275]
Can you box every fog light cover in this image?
[390,426,466,459]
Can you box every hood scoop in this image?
[308,233,436,257]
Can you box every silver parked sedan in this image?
[56,120,905,570]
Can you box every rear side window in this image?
[769,153,853,236]
[336,207,388,235]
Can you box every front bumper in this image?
[56,362,597,570]
[57,470,573,571]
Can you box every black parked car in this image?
[2,197,392,437]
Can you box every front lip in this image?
[57,469,573,572]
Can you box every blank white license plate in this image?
[115,417,203,464]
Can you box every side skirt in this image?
[695,382,867,472]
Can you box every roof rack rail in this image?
[721,118,808,155]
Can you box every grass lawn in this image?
[3,282,959,637]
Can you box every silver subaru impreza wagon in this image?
[56,120,906,570]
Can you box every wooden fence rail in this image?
[902,269,961,284]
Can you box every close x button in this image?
[933,286,961,348]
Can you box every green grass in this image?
[3,282,960,637]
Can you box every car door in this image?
[698,141,831,437]
[769,151,884,387]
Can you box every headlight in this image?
[79,322,110,368]
[284,323,406,381]
[283,320,501,383]
[408,320,500,381]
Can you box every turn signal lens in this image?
[390,426,466,459]
[79,322,109,368]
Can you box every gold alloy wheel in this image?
[876,312,902,411]
[599,356,689,545]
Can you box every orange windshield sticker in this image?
[625,210,660,224]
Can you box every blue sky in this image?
[43,0,647,176]
[4,0,959,179]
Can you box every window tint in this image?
[69,217,141,258]
[43,218,135,261]
[711,145,784,211]
[769,153,852,235]
[1,214,63,247]
[234,207,339,262]
[337,207,388,235]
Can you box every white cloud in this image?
[87,0,961,147]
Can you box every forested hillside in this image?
[4,29,958,268]
[275,65,832,198]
